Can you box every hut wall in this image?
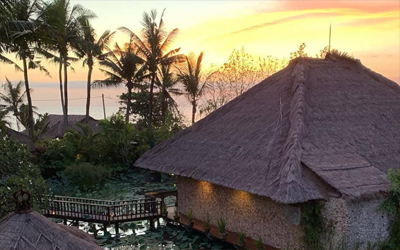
[323,198,390,247]
[177,177,303,249]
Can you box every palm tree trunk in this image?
[126,82,132,123]
[85,64,93,123]
[63,55,68,131]
[147,72,155,130]
[161,86,167,125]
[22,57,34,139]
[58,57,67,132]
[191,99,196,125]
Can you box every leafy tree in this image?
[0,135,49,217]
[2,0,50,139]
[0,79,26,130]
[76,18,114,123]
[95,41,146,122]
[157,63,182,124]
[290,42,308,60]
[39,0,95,131]
[121,9,183,130]
[199,47,286,116]
[177,51,211,124]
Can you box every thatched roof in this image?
[0,211,102,250]
[38,114,100,139]
[7,128,35,150]
[135,56,400,204]
[0,190,101,250]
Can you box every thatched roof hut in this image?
[0,190,102,250]
[135,55,400,248]
[36,114,100,139]
[6,128,35,150]
[135,56,400,204]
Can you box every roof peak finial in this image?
[13,189,32,214]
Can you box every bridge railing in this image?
[45,196,162,223]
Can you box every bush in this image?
[64,162,110,190]
[34,138,77,177]
[0,136,49,217]
[380,169,400,250]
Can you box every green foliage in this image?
[217,217,227,234]
[380,169,400,250]
[203,212,211,230]
[34,137,76,177]
[255,236,264,250]
[162,203,168,214]
[301,202,324,250]
[237,232,246,246]
[0,136,49,217]
[186,208,194,222]
[64,162,110,190]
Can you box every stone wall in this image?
[322,198,390,247]
[177,177,303,249]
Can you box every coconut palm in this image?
[0,78,27,131]
[95,41,146,122]
[177,52,212,125]
[76,19,114,123]
[120,9,183,130]
[4,0,50,138]
[39,0,95,131]
[157,63,182,124]
[0,106,10,131]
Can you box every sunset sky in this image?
[0,0,399,121]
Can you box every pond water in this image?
[50,170,235,250]
[53,218,235,250]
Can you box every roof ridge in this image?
[274,59,309,202]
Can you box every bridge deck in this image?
[43,195,163,224]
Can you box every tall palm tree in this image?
[120,9,183,130]
[95,41,146,122]
[39,0,95,131]
[157,63,181,124]
[0,0,47,138]
[77,18,114,123]
[177,51,211,125]
[0,78,27,131]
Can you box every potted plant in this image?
[237,232,246,248]
[173,208,180,222]
[162,203,168,217]
[255,236,264,250]
[203,212,211,233]
[186,208,194,228]
[217,218,227,240]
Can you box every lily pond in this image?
[50,219,236,250]
[49,169,235,250]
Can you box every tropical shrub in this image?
[380,168,400,250]
[64,162,110,190]
[34,138,77,177]
[0,136,49,217]
[255,236,264,250]
[301,202,324,250]
[217,218,227,234]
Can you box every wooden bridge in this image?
[43,195,165,231]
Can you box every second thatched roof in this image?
[135,56,400,204]
[0,211,102,250]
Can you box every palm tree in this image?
[39,0,95,131]
[95,41,146,122]
[157,63,181,124]
[0,0,46,138]
[0,78,27,131]
[77,18,114,123]
[120,9,183,130]
[177,52,212,125]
